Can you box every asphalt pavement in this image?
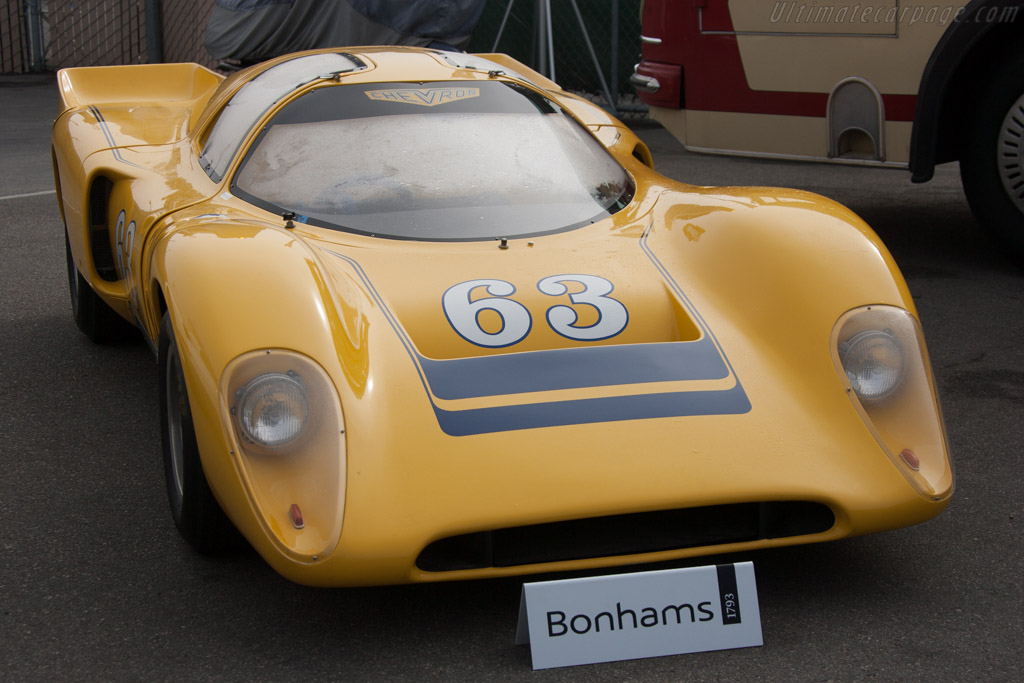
[1,75,1021,682]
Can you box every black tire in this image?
[158,312,235,554]
[960,52,1024,261]
[64,228,136,343]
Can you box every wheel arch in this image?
[910,1,1024,182]
[149,278,169,341]
[154,281,168,317]
[51,146,66,224]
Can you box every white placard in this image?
[515,562,762,670]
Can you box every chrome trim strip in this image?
[696,3,899,38]
[683,145,908,169]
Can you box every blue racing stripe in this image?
[433,382,751,436]
[420,336,727,399]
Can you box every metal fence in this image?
[1,0,643,114]
[46,1,148,68]
[161,0,214,66]
[1,0,30,74]
[1,0,215,73]
[1,0,149,72]
[469,0,645,113]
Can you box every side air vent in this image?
[632,142,654,168]
[88,176,118,282]
[417,501,835,572]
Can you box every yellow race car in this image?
[52,47,953,587]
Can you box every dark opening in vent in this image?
[88,176,118,282]
[417,501,834,572]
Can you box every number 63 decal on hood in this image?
[442,275,630,348]
[327,250,750,436]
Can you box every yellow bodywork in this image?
[52,47,952,586]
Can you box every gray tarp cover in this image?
[206,0,487,62]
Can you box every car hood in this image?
[304,211,753,438]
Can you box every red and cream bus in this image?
[632,0,1024,258]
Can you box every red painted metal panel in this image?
[637,0,916,122]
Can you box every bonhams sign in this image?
[516,563,762,669]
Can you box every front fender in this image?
[650,185,913,317]
[645,185,918,432]
[150,219,371,574]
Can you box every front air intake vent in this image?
[416,501,834,572]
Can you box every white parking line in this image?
[0,189,56,201]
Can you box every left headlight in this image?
[235,372,310,447]
[831,305,953,501]
[221,350,346,563]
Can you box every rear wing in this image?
[57,63,223,135]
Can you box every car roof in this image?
[197,47,553,132]
[195,46,557,181]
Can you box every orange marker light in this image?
[899,449,921,471]
[289,503,305,529]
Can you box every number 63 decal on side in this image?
[442,274,629,348]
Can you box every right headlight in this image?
[839,329,904,401]
[831,305,953,501]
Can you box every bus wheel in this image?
[961,53,1024,262]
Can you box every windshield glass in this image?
[232,81,634,240]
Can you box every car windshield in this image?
[231,80,634,240]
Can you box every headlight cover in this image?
[831,306,953,501]
[222,350,345,562]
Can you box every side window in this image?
[199,53,366,181]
